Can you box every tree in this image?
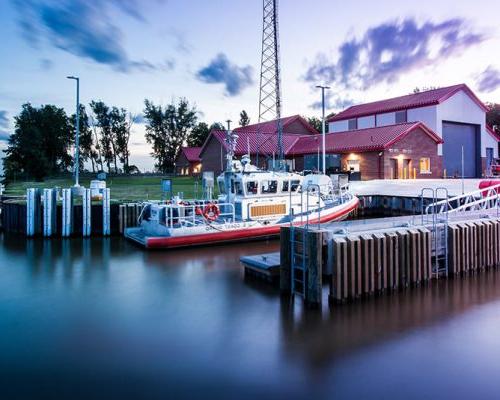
[307,116,323,132]
[3,103,72,181]
[188,122,210,147]
[143,98,198,173]
[239,110,250,127]
[70,104,96,173]
[90,101,114,173]
[486,103,500,133]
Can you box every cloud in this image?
[304,18,485,90]
[310,92,355,111]
[0,111,10,141]
[12,0,172,72]
[196,53,254,96]
[477,66,500,93]
[0,111,8,129]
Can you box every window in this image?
[234,181,244,195]
[419,158,431,173]
[218,181,226,194]
[282,181,289,192]
[348,119,357,130]
[246,181,258,195]
[395,110,407,124]
[290,180,301,192]
[261,180,278,194]
[347,159,360,172]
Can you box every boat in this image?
[125,131,359,249]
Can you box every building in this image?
[290,122,443,180]
[175,147,202,176]
[199,115,318,175]
[328,84,499,178]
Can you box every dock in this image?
[242,201,500,308]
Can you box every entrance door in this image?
[442,122,478,178]
[390,159,398,179]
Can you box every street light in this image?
[316,85,330,175]
[67,76,80,187]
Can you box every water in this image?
[1,234,500,399]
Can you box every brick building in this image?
[174,147,202,176]
[290,122,443,180]
[199,115,317,175]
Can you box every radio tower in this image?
[257,0,283,169]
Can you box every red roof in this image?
[207,130,302,156]
[290,122,443,154]
[179,146,201,162]
[329,84,488,122]
[235,114,318,135]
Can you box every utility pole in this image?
[67,76,80,187]
[316,85,330,174]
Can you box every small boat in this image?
[125,131,358,249]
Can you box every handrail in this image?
[425,183,500,214]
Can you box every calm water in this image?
[1,234,500,399]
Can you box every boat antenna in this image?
[225,119,238,172]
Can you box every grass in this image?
[4,175,211,202]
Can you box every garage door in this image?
[442,122,478,178]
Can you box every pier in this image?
[242,183,500,308]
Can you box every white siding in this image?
[358,115,375,129]
[407,105,440,153]
[436,90,497,158]
[376,112,395,126]
[330,120,349,133]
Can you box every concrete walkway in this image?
[349,179,490,197]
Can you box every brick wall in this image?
[200,136,226,175]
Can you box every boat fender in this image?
[203,203,220,222]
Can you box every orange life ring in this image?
[203,203,220,222]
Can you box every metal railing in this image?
[425,183,500,215]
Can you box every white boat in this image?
[125,156,358,249]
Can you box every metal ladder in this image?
[289,184,322,298]
[421,187,449,278]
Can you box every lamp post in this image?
[316,85,330,174]
[67,76,80,187]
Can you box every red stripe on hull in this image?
[145,198,359,249]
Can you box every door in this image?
[442,122,478,178]
[486,147,494,175]
[403,159,411,179]
[390,159,398,179]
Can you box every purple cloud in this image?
[196,53,254,96]
[305,18,485,90]
[477,66,500,93]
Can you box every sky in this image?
[1,0,500,171]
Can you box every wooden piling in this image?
[306,229,323,308]
[280,226,291,294]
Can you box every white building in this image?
[328,84,499,178]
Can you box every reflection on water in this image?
[1,233,500,399]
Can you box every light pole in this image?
[67,76,80,187]
[316,85,330,174]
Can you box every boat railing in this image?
[165,201,235,228]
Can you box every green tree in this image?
[143,98,198,173]
[70,104,96,173]
[188,122,210,147]
[307,116,322,132]
[90,101,114,173]
[3,103,71,181]
[239,110,250,127]
[486,103,500,133]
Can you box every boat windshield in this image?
[246,181,258,195]
[261,180,278,194]
[291,180,301,192]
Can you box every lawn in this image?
[4,175,211,202]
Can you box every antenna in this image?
[257,0,283,169]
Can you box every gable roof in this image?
[235,114,319,135]
[203,130,303,157]
[178,146,201,162]
[289,122,443,155]
[329,84,488,122]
